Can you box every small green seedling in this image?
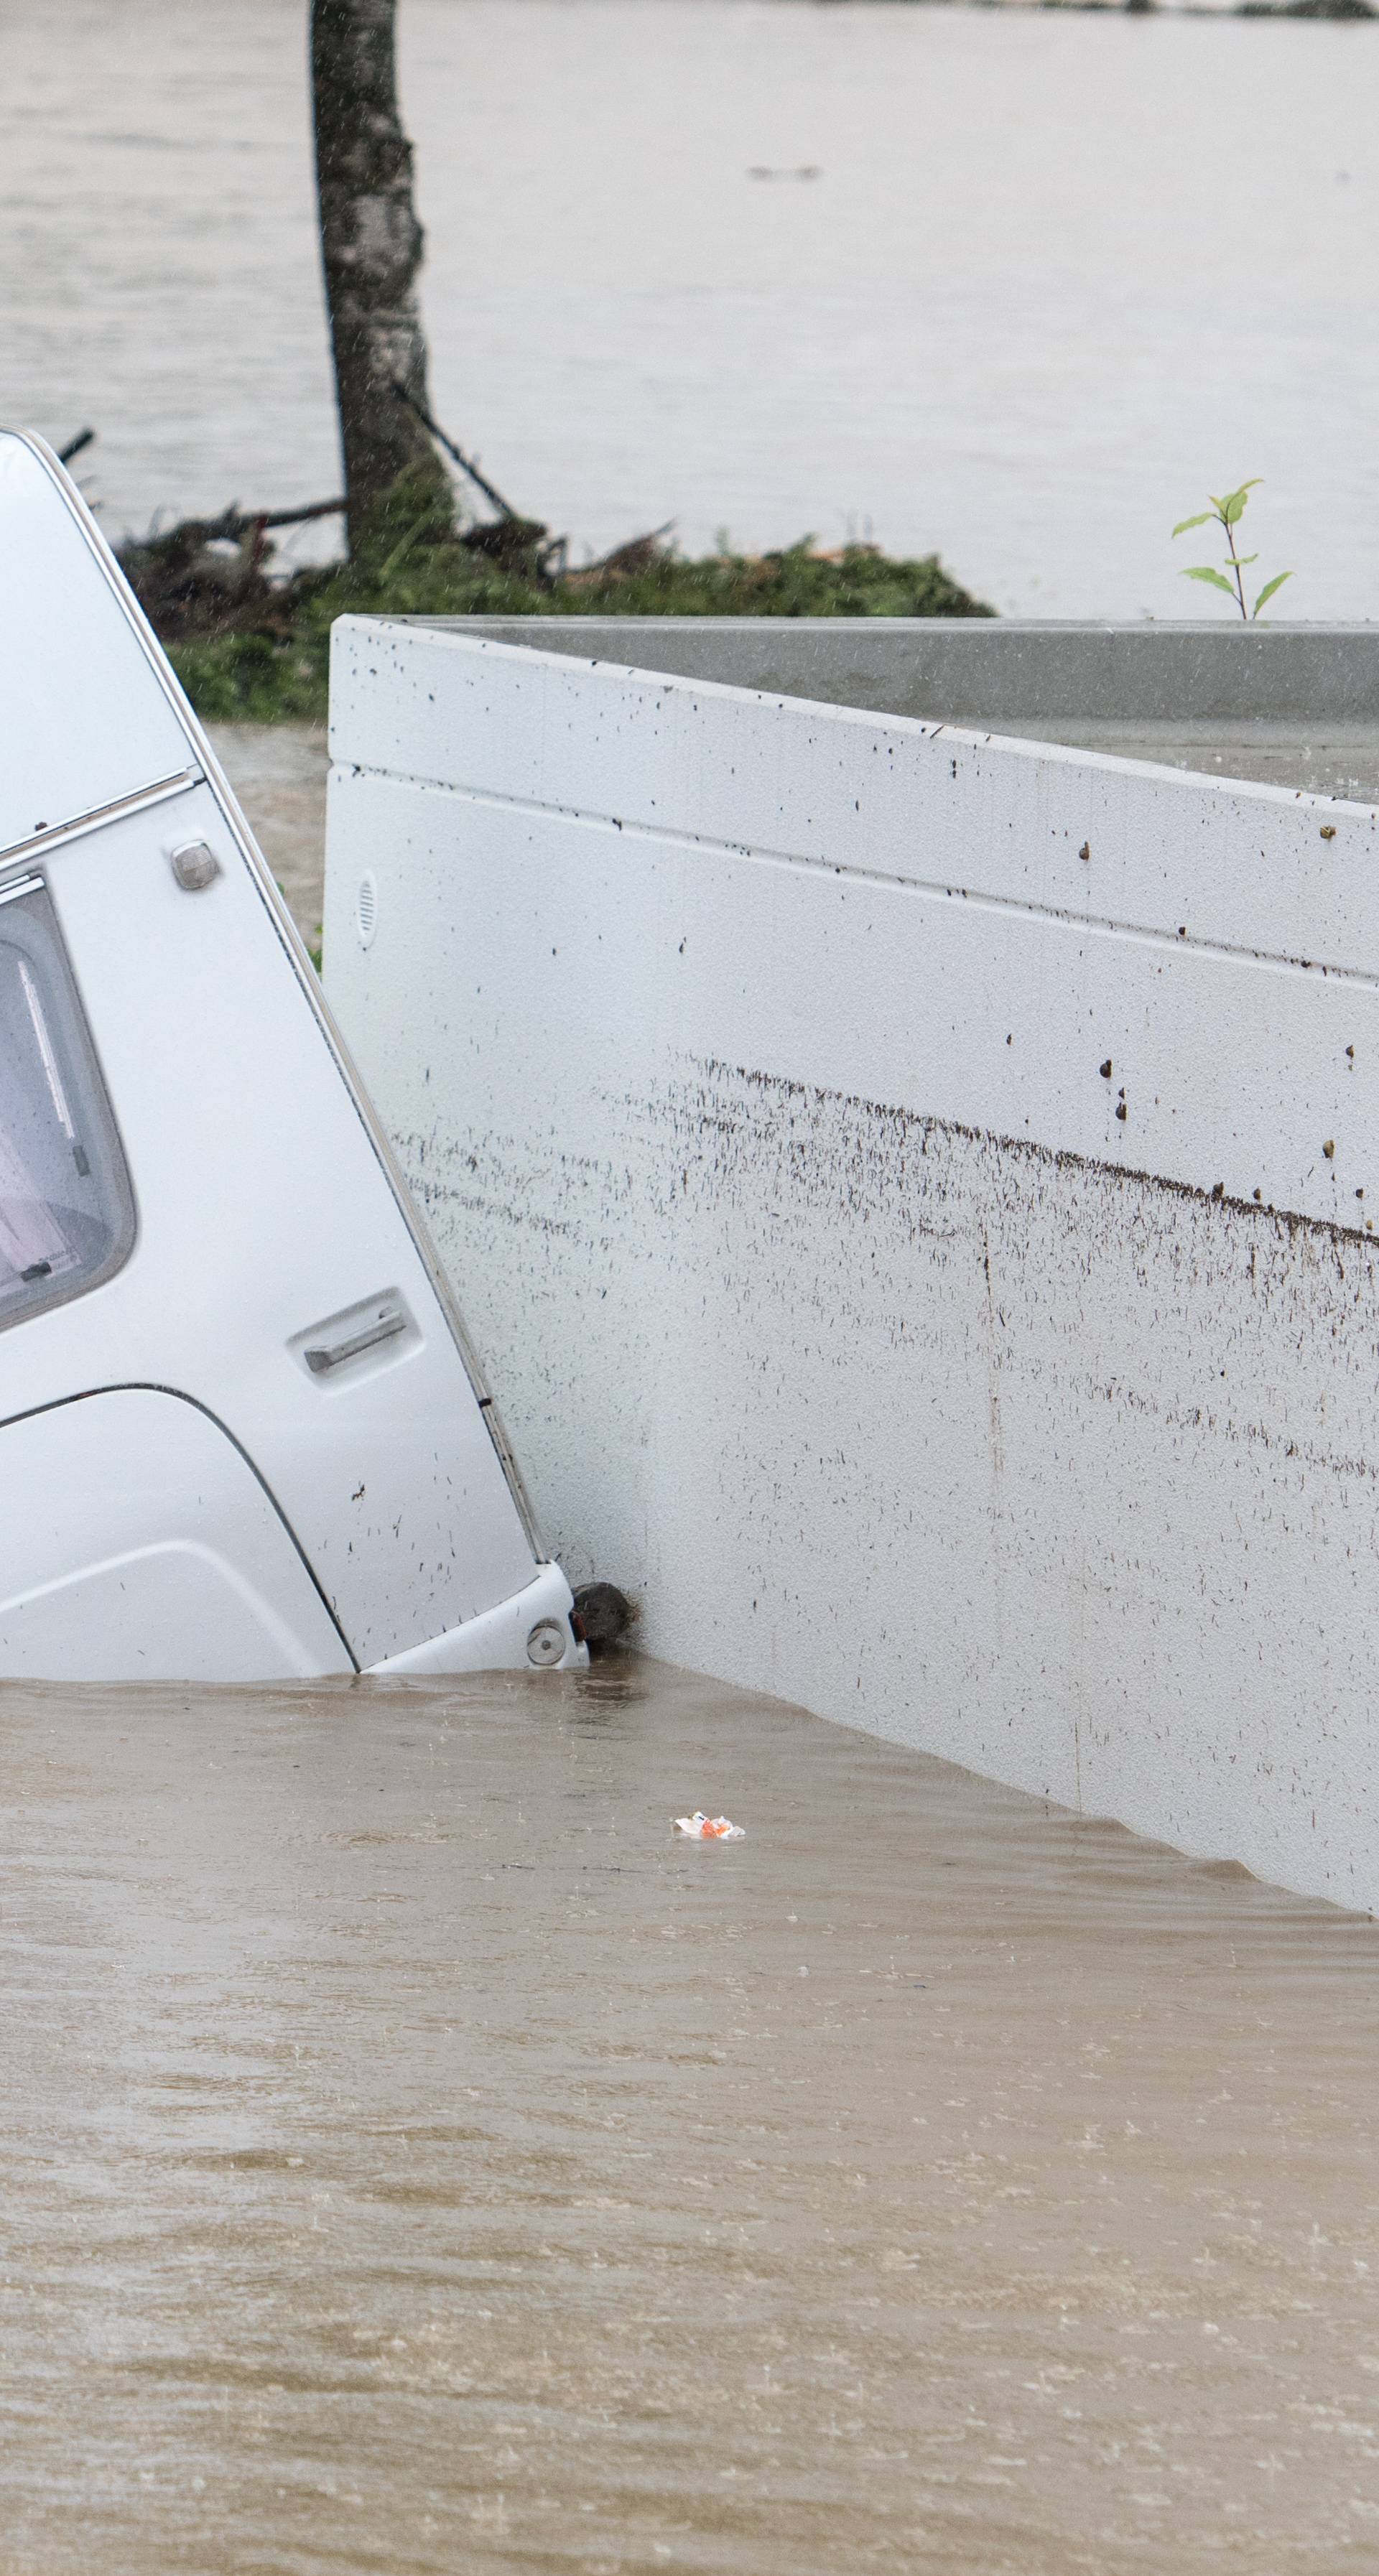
[1171,480,1293,620]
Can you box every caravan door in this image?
[0,430,574,1678]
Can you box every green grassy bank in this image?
[152,537,992,725]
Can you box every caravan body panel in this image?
[0,1392,346,1680]
[0,438,193,853]
[0,432,575,1679]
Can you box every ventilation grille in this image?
[356,872,378,949]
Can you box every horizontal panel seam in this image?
[338,767,1379,990]
[0,770,203,871]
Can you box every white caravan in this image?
[0,431,580,1680]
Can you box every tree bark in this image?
[310,0,451,556]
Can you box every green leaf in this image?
[1181,566,1238,596]
[1222,478,1262,525]
[1171,511,1213,537]
[1252,570,1294,618]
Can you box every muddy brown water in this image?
[3,1660,1378,2573]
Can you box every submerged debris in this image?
[572,1581,634,1653]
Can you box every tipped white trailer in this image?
[0,434,581,1680]
[325,612,1379,1913]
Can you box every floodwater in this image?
[3,1659,1378,2572]
[1,1,1377,617]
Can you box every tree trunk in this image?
[310,0,452,557]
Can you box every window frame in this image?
[0,870,136,1334]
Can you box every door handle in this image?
[303,1307,407,1375]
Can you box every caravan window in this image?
[0,877,134,1331]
